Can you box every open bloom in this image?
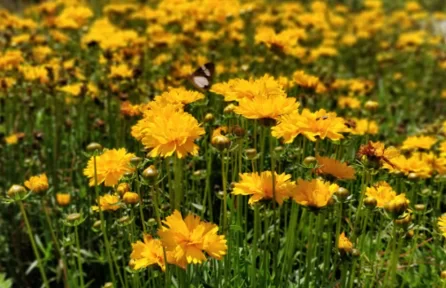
[383,152,433,179]
[158,210,227,269]
[84,148,135,186]
[365,181,396,208]
[273,109,349,143]
[401,136,437,151]
[232,171,296,205]
[24,174,49,193]
[211,75,287,103]
[291,178,339,208]
[133,105,205,158]
[92,194,121,212]
[234,93,299,121]
[315,156,355,180]
[154,87,204,106]
[130,235,166,271]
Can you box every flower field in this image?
[1,0,446,287]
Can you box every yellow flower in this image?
[84,148,135,186]
[438,214,446,238]
[440,141,446,157]
[293,70,320,89]
[365,182,396,208]
[130,235,167,271]
[232,171,296,205]
[155,87,204,106]
[211,75,285,102]
[338,232,353,253]
[24,174,49,193]
[315,156,355,180]
[384,153,433,179]
[133,105,205,159]
[158,210,227,269]
[337,96,360,110]
[56,193,71,207]
[55,6,93,29]
[92,194,121,212]
[120,101,141,117]
[273,109,349,143]
[292,178,339,208]
[350,118,379,135]
[19,65,49,84]
[401,136,437,151]
[234,93,299,121]
[5,134,19,145]
[58,83,83,96]
[109,64,133,79]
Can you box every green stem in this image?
[74,225,85,288]
[18,200,50,288]
[93,154,116,286]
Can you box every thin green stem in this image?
[18,200,50,288]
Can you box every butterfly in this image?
[189,62,215,90]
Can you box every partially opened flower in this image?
[92,194,121,212]
[24,174,49,193]
[84,148,135,186]
[338,232,353,253]
[315,156,355,180]
[232,171,296,205]
[291,178,339,208]
[130,235,166,271]
[158,210,227,269]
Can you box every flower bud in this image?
[204,113,214,122]
[142,165,158,179]
[117,183,130,196]
[364,100,378,111]
[407,172,418,180]
[303,156,317,166]
[335,187,349,200]
[93,220,102,229]
[232,125,246,137]
[118,215,131,224]
[86,142,102,152]
[245,148,257,160]
[104,282,113,288]
[394,213,411,226]
[274,146,283,153]
[56,193,71,207]
[66,213,81,222]
[123,192,140,205]
[406,230,414,239]
[364,196,377,208]
[130,157,142,166]
[441,270,446,279]
[7,184,26,198]
[211,135,231,151]
[414,204,425,211]
[223,104,236,114]
[352,249,360,257]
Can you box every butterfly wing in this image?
[189,62,215,90]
